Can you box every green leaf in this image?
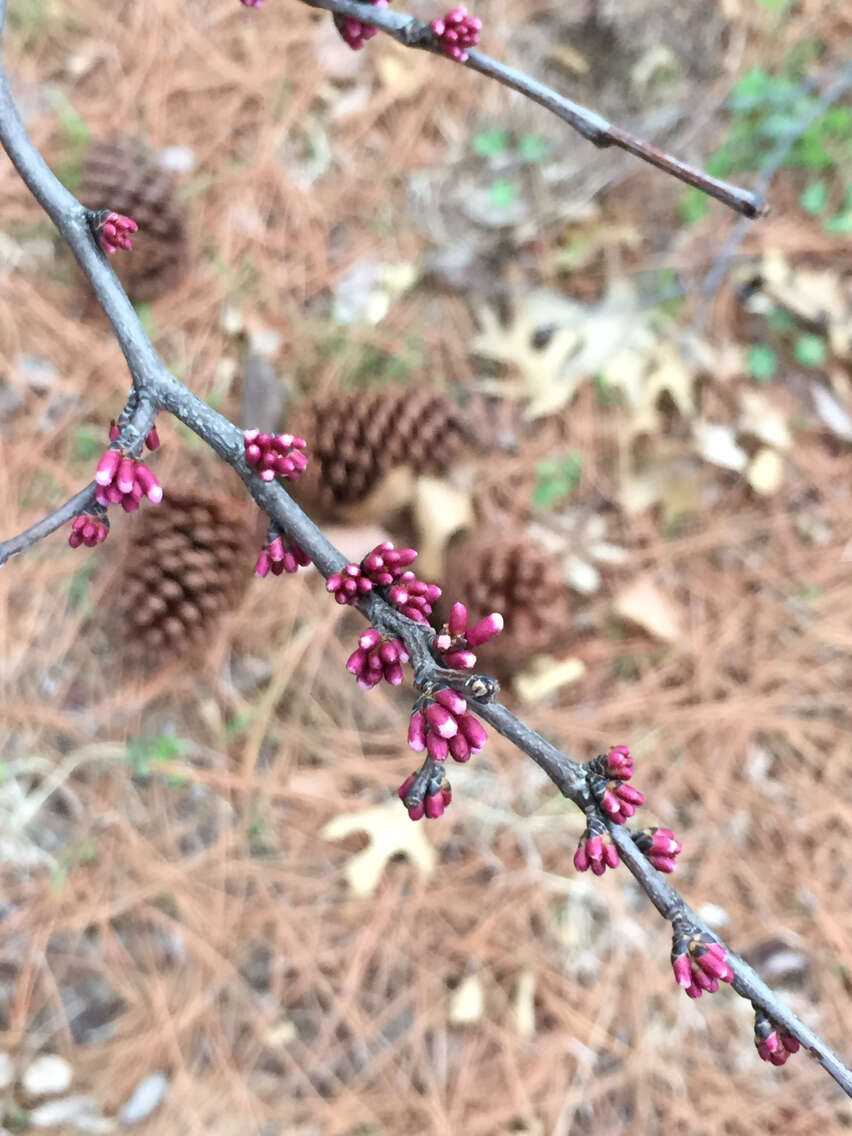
[823,211,852,234]
[472,128,509,157]
[532,453,582,510]
[488,178,518,208]
[517,133,551,162]
[126,735,189,779]
[747,343,778,382]
[800,181,828,214]
[71,425,103,463]
[793,333,826,368]
[679,187,710,225]
[731,67,772,103]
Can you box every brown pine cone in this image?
[442,534,569,671]
[116,490,253,663]
[289,386,476,519]
[81,136,188,301]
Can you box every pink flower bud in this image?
[448,602,468,637]
[425,702,458,739]
[458,713,487,752]
[466,612,504,647]
[98,211,137,254]
[408,711,427,752]
[434,688,467,716]
[424,791,445,819]
[605,744,633,780]
[95,448,120,486]
[134,461,163,503]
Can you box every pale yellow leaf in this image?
[738,390,792,450]
[513,655,586,704]
[321,801,437,897]
[375,43,429,98]
[547,43,590,73]
[449,975,484,1025]
[692,421,748,471]
[412,475,474,580]
[747,448,784,496]
[614,577,683,643]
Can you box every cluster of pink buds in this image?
[434,601,503,669]
[94,449,162,512]
[588,745,646,824]
[109,421,160,451]
[671,925,734,999]
[598,780,644,824]
[632,827,682,873]
[398,763,453,821]
[408,687,487,763]
[347,628,408,689]
[68,512,110,549]
[255,532,311,577]
[430,6,481,62]
[96,211,137,255]
[754,1010,800,1066]
[326,562,373,605]
[333,0,388,50]
[574,820,620,876]
[240,0,264,7]
[243,430,307,482]
[358,541,440,623]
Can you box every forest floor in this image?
[0,0,851,1132]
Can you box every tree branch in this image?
[1,0,850,1096]
[302,0,766,219]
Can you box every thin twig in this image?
[0,1,850,1096]
[302,0,765,218]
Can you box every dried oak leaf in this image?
[321,800,437,896]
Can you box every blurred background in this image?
[1,0,851,1132]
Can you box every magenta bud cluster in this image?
[68,513,109,549]
[604,744,633,780]
[346,628,409,690]
[672,933,734,1000]
[574,827,620,876]
[334,0,388,49]
[599,780,645,824]
[359,541,441,623]
[240,0,264,6]
[434,601,503,669]
[243,430,307,482]
[632,827,681,873]
[326,563,373,605]
[98,211,137,255]
[94,448,162,512]
[408,687,487,763]
[588,745,645,824]
[754,1012,800,1066]
[398,771,452,821]
[255,535,311,577]
[430,6,481,62]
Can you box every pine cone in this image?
[289,386,475,519]
[443,534,568,670]
[116,490,252,663]
[81,135,188,301]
